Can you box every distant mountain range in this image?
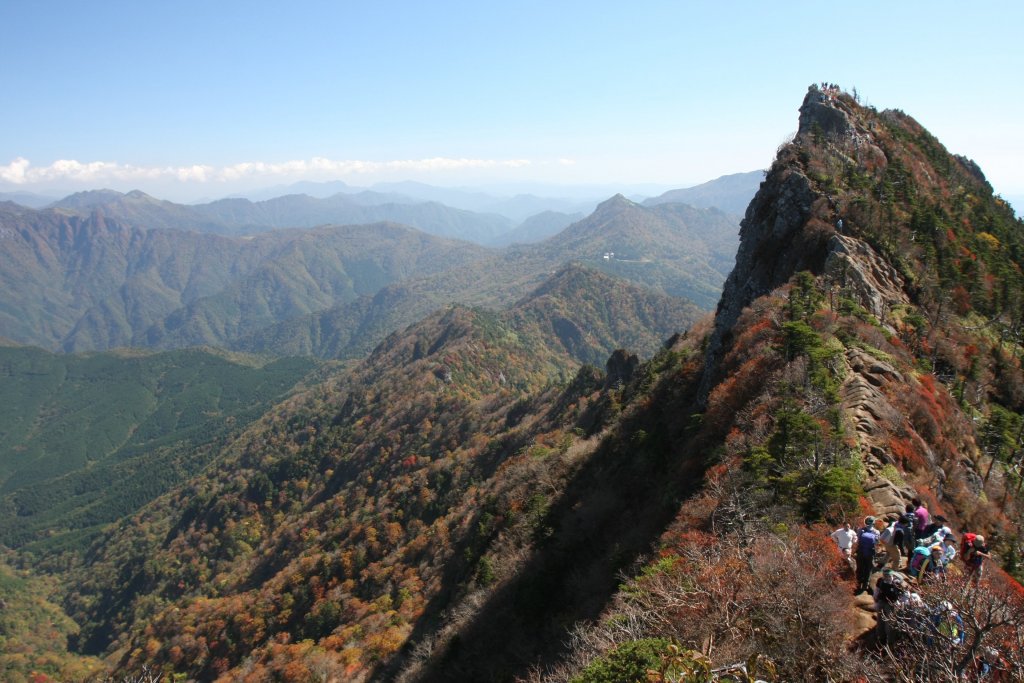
[2,171,760,245]
[46,188,515,243]
[643,170,763,215]
[0,193,737,356]
[0,203,490,352]
[0,190,59,208]
[233,195,735,359]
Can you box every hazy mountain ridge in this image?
[191,193,515,242]
[45,188,516,243]
[134,223,492,351]
[0,208,490,352]
[643,169,764,216]
[230,201,736,359]
[0,195,736,357]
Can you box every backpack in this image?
[857,528,878,557]
[879,525,894,544]
[876,575,904,603]
[908,547,930,577]
[901,514,917,550]
[905,511,917,531]
[961,532,977,560]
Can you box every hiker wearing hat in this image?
[915,545,946,583]
[854,516,880,594]
[941,535,958,567]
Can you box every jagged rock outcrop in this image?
[605,348,639,387]
[798,86,854,139]
[825,234,909,326]
[700,84,992,520]
[841,347,918,515]
[702,87,846,393]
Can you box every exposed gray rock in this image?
[702,168,828,398]
[841,347,917,511]
[798,86,854,139]
[825,234,909,325]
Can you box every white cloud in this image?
[0,157,31,183]
[0,156,534,185]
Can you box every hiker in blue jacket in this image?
[855,516,880,594]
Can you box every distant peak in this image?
[124,190,155,201]
[594,193,637,214]
[50,188,125,209]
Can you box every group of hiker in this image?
[831,498,991,595]
[829,500,1003,673]
[819,82,841,100]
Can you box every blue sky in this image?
[2,1,1022,202]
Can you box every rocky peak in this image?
[700,161,825,398]
[701,85,900,397]
[605,348,638,387]
[798,84,854,139]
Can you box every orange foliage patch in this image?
[858,496,874,517]
[889,435,926,472]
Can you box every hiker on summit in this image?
[854,516,880,594]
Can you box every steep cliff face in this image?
[547,86,1024,680]
[704,80,1024,531]
[710,87,893,366]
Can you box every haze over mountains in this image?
[0,177,744,356]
